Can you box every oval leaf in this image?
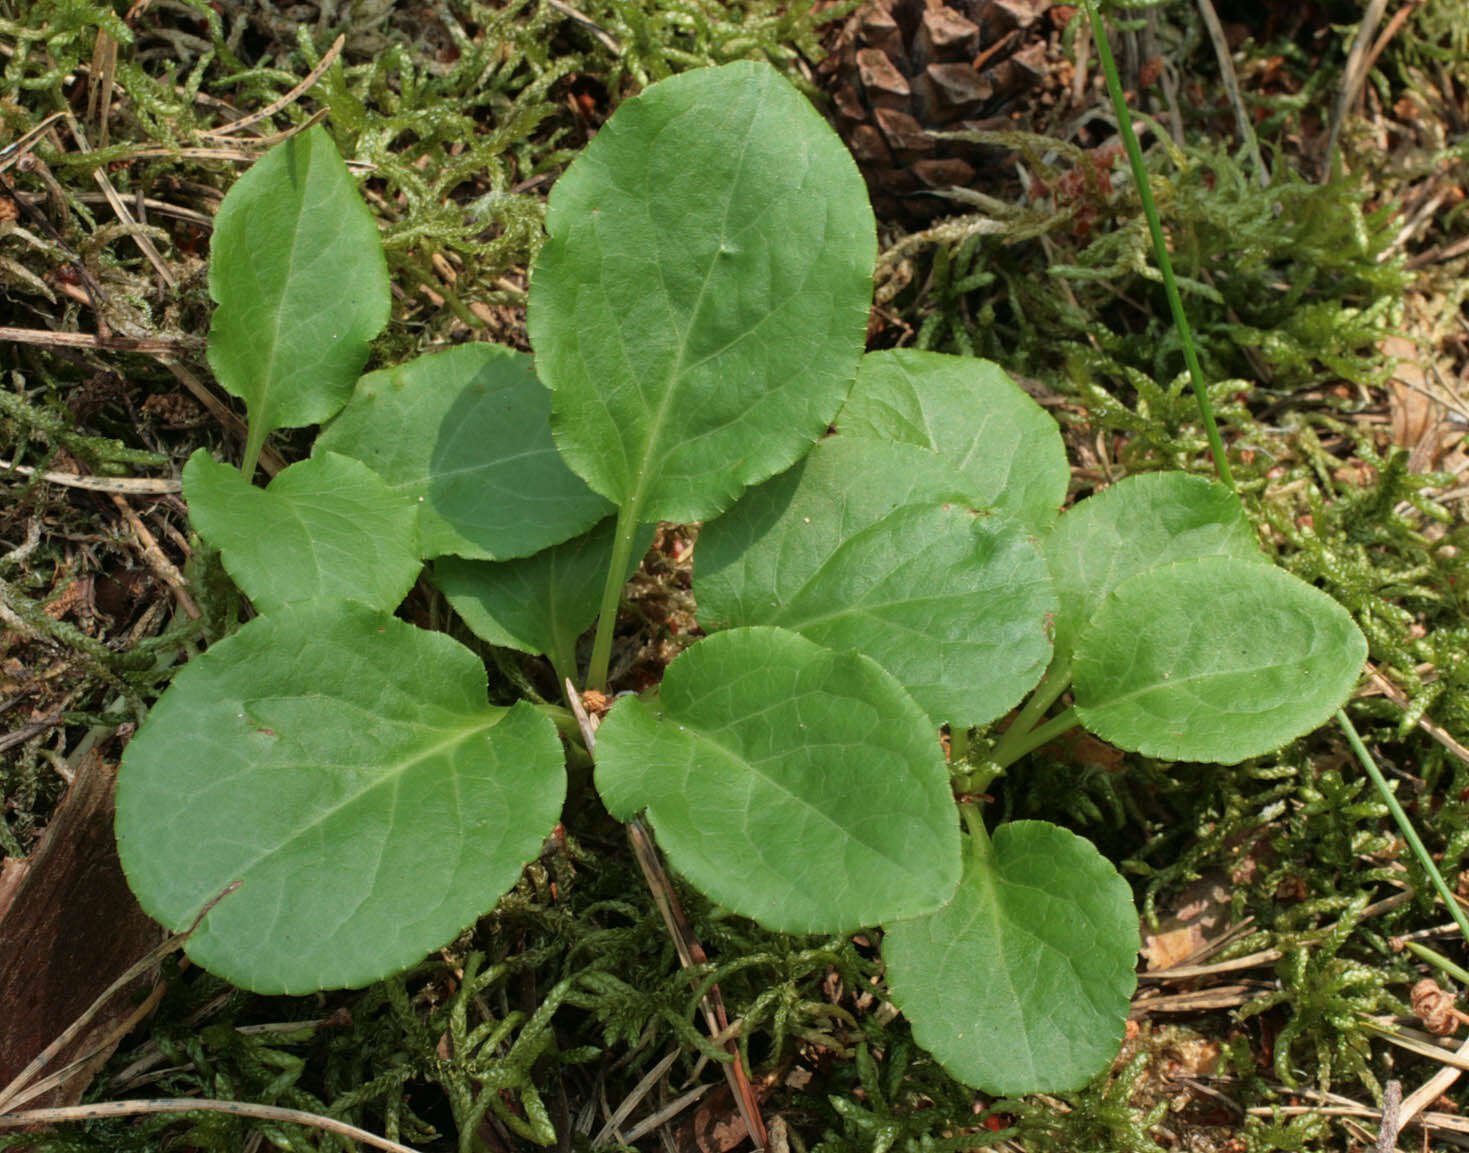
[115,601,566,994]
[883,821,1139,1095]
[529,60,875,523]
[836,350,1068,531]
[207,125,390,469]
[183,449,420,614]
[696,438,1054,728]
[434,518,656,675]
[594,627,961,932]
[1046,472,1264,667]
[317,343,613,560]
[1073,557,1368,763]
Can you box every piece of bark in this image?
[0,857,29,922]
[0,748,165,1109]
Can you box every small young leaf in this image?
[434,519,656,672]
[115,601,566,994]
[316,344,613,560]
[836,350,1068,531]
[529,60,875,524]
[1072,557,1368,763]
[1046,472,1264,666]
[883,821,1139,1095]
[595,627,961,932]
[696,438,1055,728]
[183,449,419,614]
[207,125,390,472]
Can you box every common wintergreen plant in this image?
[116,62,1367,1099]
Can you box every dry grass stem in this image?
[0,459,180,494]
[198,35,344,140]
[0,1098,425,1153]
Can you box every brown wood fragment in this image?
[0,748,165,1109]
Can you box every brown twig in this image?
[1193,0,1267,185]
[1323,0,1392,178]
[1372,1079,1402,1153]
[1363,1019,1469,1073]
[0,326,183,353]
[544,0,622,55]
[1131,983,1270,1014]
[0,112,68,176]
[0,168,110,318]
[0,458,179,494]
[565,681,768,1152]
[1365,664,1469,769]
[198,36,344,140]
[1400,1032,1469,1133]
[624,819,768,1150]
[1245,1101,1469,1137]
[62,117,176,289]
[155,358,286,477]
[0,713,66,754]
[1361,2,1423,95]
[1069,9,1091,106]
[73,191,212,228]
[108,493,199,619]
[86,31,118,151]
[592,1047,681,1146]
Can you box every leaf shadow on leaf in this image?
[694,455,804,631]
[425,363,610,559]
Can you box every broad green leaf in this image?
[529,60,875,524]
[434,518,656,673]
[1046,472,1264,667]
[595,627,960,932]
[836,350,1068,531]
[883,821,1138,1095]
[183,449,419,614]
[316,344,613,560]
[1072,557,1368,763]
[696,438,1054,728]
[207,125,390,472]
[115,601,566,994]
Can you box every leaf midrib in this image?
[1084,648,1329,711]
[253,142,322,430]
[202,708,504,893]
[627,79,763,519]
[670,719,940,884]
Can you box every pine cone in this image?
[818,0,1070,222]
